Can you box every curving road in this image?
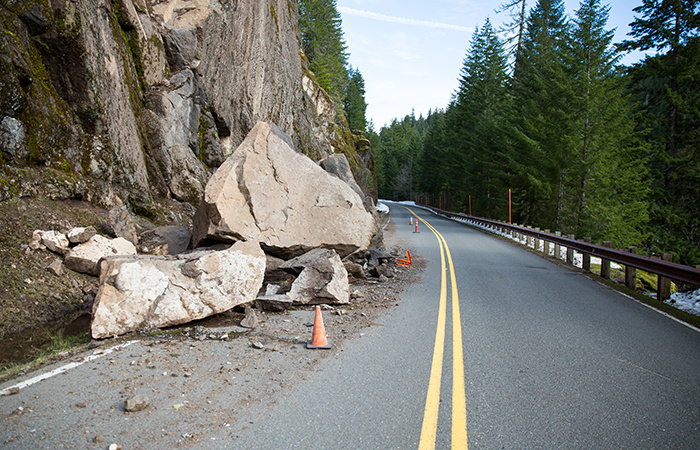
[2,203,698,449]
[224,202,700,449]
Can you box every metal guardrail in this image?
[427,207,700,287]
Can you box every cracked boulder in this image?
[280,248,349,305]
[91,240,265,339]
[191,121,376,258]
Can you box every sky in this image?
[337,0,652,129]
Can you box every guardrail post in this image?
[625,247,637,290]
[657,253,673,301]
[555,232,562,260]
[583,237,591,271]
[601,241,611,279]
[544,229,551,255]
[534,228,541,252]
[566,235,575,264]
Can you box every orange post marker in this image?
[396,249,412,267]
[414,221,418,233]
[306,306,332,349]
[410,216,413,225]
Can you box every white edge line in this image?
[2,340,139,394]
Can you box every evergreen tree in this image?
[509,0,573,229]
[620,0,700,264]
[344,66,368,132]
[451,19,511,217]
[298,0,349,104]
[564,0,649,246]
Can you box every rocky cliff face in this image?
[0,0,376,213]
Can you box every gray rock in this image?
[254,294,293,312]
[109,206,137,245]
[64,235,137,276]
[344,261,365,279]
[67,226,97,245]
[320,153,374,213]
[47,259,64,277]
[138,226,192,256]
[0,117,27,161]
[240,307,259,329]
[369,264,395,279]
[40,230,69,255]
[191,122,376,258]
[91,240,265,339]
[282,249,349,305]
[125,395,149,412]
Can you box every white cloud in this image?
[338,6,474,33]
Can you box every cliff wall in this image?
[0,0,375,214]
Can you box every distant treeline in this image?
[368,0,700,267]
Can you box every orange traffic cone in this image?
[410,216,413,225]
[307,306,332,349]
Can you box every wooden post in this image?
[566,234,575,264]
[601,241,611,279]
[582,237,591,272]
[555,232,562,260]
[544,229,550,256]
[657,253,673,301]
[625,246,637,290]
[534,227,541,252]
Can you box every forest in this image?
[299,0,700,267]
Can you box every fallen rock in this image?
[64,235,137,276]
[370,264,395,278]
[138,226,192,255]
[109,206,138,245]
[281,248,349,305]
[344,261,365,279]
[191,121,376,258]
[46,259,64,277]
[254,294,293,312]
[91,240,265,339]
[319,153,374,213]
[67,226,97,245]
[41,230,69,255]
[240,306,259,329]
[125,395,149,412]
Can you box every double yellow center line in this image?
[407,208,468,449]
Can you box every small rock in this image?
[1,386,19,396]
[350,290,364,299]
[75,402,87,408]
[220,333,229,341]
[251,341,265,349]
[41,230,70,254]
[124,395,149,412]
[67,226,97,244]
[173,403,186,411]
[46,259,64,276]
[109,444,121,450]
[93,435,104,443]
[240,307,259,329]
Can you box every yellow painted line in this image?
[417,213,448,450]
[407,207,469,449]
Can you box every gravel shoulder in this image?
[0,213,426,448]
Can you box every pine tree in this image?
[508,0,573,229]
[620,0,700,264]
[298,0,349,104]
[563,0,649,246]
[344,66,368,132]
[451,19,511,218]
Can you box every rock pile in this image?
[29,122,392,339]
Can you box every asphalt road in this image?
[222,202,700,449]
[2,203,699,449]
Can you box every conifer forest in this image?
[300,0,700,266]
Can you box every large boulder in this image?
[280,248,349,305]
[319,153,374,213]
[91,240,265,339]
[191,121,376,258]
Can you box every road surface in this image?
[1,202,699,449]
